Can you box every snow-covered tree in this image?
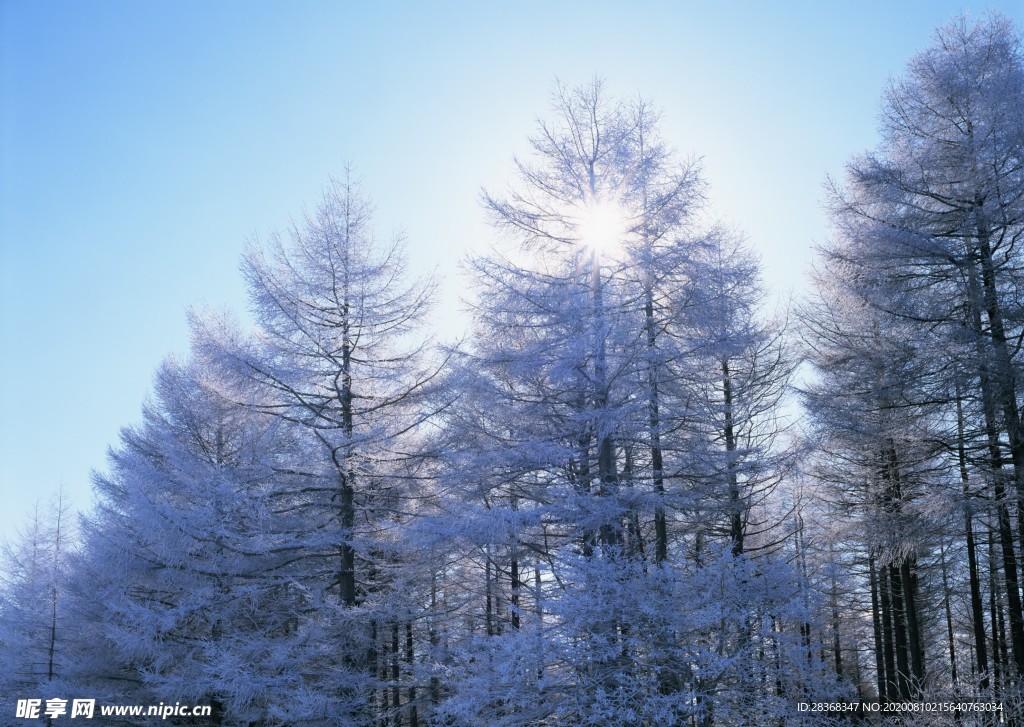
[819,13,1024,711]
[193,172,441,723]
[66,355,308,721]
[433,79,833,725]
[674,229,794,558]
[57,175,441,725]
[0,491,73,717]
[801,247,951,701]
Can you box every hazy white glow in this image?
[576,198,629,257]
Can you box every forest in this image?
[3,13,1024,727]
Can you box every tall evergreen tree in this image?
[820,14,1024,711]
[0,492,73,718]
[435,79,832,726]
[194,173,440,723]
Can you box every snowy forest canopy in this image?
[5,13,1024,727]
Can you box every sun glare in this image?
[576,198,629,258]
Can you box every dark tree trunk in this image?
[967,257,1024,676]
[392,622,401,727]
[888,563,912,699]
[989,524,1005,703]
[830,544,843,681]
[406,622,418,727]
[959,389,991,691]
[869,553,888,701]
[939,539,959,687]
[879,560,898,703]
[901,558,925,690]
[510,539,521,630]
[722,358,742,556]
[645,288,668,564]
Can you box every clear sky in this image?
[2,1,1022,540]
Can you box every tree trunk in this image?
[645,287,668,564]
[958,388,991,691]
[510,538,521,630]
[722,358,742,556]
[939,539,959,687]
[392,622,401,727]
[485,549,494,637]
[989,524,1005,704]
[590,242,618,549]
[830,543,843,681]
[888,563,912,699]
[406,622,418,727]
[879,559,898,702]
[901,558,925,691]
[966,254,1024,676]
[869,553,888,701]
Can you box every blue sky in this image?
[2,1,1022,539]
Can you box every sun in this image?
[574,197,630,258]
